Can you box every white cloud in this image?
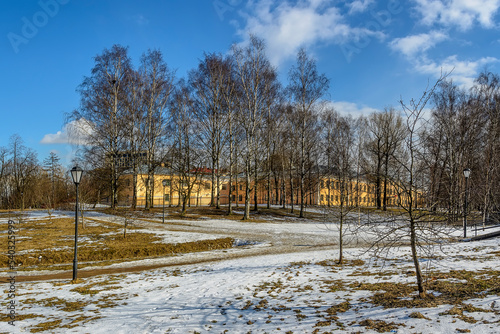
[41,130,67,145]
[237,0,384,65]
[347,0,374,14]
[390,31,448,58]
[414,0,500,30]
[41,118,93,146]
[330,101,380,118]
[416,55,499,88]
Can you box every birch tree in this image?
[232,35,278,220]
[73,44,132,208]
[287,48,329,218]
[139,49,175,210]
[190,53,231,209]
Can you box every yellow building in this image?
[119,167,215,207]
[118,168,423,209]
[316,177,423,208]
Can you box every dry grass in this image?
[0,313,42,322]
[316,259,365,268]
[59,315,103,329]
[358,319,405,333]
[0,216,234,270]
[4,217,120,253]
[351,269,500,308]
[409,311,431,320]
[30,319,63,333]
[23,297,89,313]
[2,235,234,268]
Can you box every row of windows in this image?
[319,194,413,207]
[221,184,245,191]
[320,194,376,203]
[320,181,399,195]
[158,179,211,190]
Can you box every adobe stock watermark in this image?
[7,0,70,54]
[6,220,17,326]
[340,0,402,63]
[213,0,243,21]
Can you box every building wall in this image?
[119,173,214,207]
[218,177,423,208]
[118,172,423,209]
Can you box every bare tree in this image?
[170,80,204,216]
[43,152,65,210]
[365,108,405,210]
[471,71,500,224]
[0,146,9,208]
[72,44,132,209]
[322,110,357,264]
[232,35,278,220]
[190,53,232,209]
[139,49,175,210]
[221,55,240,215]
[396,75,447,298]
[123,68,146,209]
[427,80,483,223]
[287,49,329,218]
[9,135,38,210]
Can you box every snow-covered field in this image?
[1,210,499,333]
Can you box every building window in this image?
[239,184,243,191]
[321,195,324,202]
[222,184,227,190]
[204,182,210,189]
[321,181,325,189]
[231,195,235,202]
[238,195,243,201]
[231,185,235,191]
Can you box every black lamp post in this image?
[162,179,167,224]
[463,168,471,238]
[70,166,83,280]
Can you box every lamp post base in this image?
[72,259,78,281]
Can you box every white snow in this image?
[2,210,499,333]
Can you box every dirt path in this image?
[1,244,337,283]
[1,213,365,283]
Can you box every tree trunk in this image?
[410,218,426,298]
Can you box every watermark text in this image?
[6,220,17,326]
[7,0,70,54]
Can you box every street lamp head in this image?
[71,166,83,185]
[463,168,471,179]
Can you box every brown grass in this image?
[409,311,431,320]
[23,297,89,312]
[0,313,42,322]
[351,270,500,309]
[358,319,405,333]
[2,235,234,268]
[30,319,63,333]
[1,216,234,269]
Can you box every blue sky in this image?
[1,0,500,166]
